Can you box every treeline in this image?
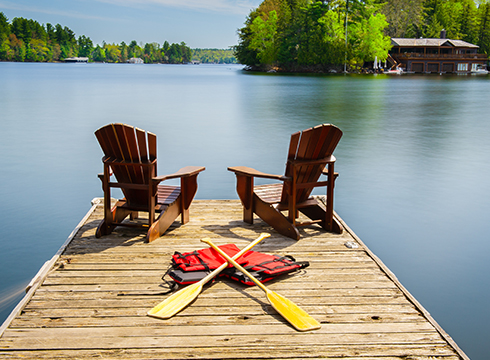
[93,41,192,63]
[0,13,193,63]
[192,48,236,63]
[235,0,490,71]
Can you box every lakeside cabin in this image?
[389,31,488,74]
[128,57,144,64]
[64,57,89,63]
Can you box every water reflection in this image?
[0,63,489,359]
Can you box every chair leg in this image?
[146,200,182,243]
[330,217,343,234]
[300,204,343,234]
[95,205,132,237]
[235,175,254,224]
[253,194,300,240]
[95,219,111,237]
[180,174,199,225]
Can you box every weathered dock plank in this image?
[0,200,468,359]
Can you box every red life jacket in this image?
[165,244,309,286]
[171,244,243,272]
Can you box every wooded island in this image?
[236,0,490,71]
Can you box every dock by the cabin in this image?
[0,199,468,359]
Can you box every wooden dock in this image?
[0,199,468,359]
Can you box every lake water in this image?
[1,62,489,359]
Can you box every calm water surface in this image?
[1,62,489,359]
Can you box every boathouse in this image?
[389,31,488,74]
[64,57,89,63]
[127,57,144,64]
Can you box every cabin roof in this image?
[391,38,479,48]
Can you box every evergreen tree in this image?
[0,12,10,60]
[381,0,424,37]
[78,35,93,57]
[119,41,128,62]
[92,45,106,62]
[478,2,490,54]
[459,0,478,43]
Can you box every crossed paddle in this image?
[148,233,320,332]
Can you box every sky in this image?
[0,0,263,48]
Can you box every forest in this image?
[235,0,490,71]
[0,12,235,64]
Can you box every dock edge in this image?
[0,198,102,337]
[334,211,470,360]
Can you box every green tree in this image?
[92,45,106,62]
[27,38,49,61]
[192,48,237,63]
[180,42,192,63]
[236,0,390,71]
[119,41,128,62]
[11,17,31,44]
[381,0,424,37]
[478,2,490,54]
[162,40,170,53]
[128,40,142,59]
[295,2,345,66]
[0,12,8,36]
[78,35,93,57]
[104,43,121,62]
[249,10,279,64]
[235,9,261,66]
[46,23,55,43]
[9,33,26,61]
[168,42,182,63]
[0,12,10,60]
[348,0,391,67]
[52,43,61,61]
[143,42,160,63]
[458,0,478,43]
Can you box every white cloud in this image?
[96,0,259,15]
[0,1,112,21]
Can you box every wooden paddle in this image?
[201,238,321,332]
[147,233,270,319]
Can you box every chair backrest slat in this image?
[136,127,148,162]
[95,123,158,207]
[123,125,145,184]
[135,127,152,184]
[307,125,342,185]
[148,132,157,162]
[294,126,321,202]
[281,124,342,205]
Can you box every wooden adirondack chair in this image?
[228,124,343,240]
[95,123,205,242]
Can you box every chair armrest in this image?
[228,166,290,181]
[288,155,336,167]
[322,169,339,178]
[152,166,205,183]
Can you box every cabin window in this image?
[457,63,468,71]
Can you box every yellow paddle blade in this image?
[147,282,203,319]
[267,290,321,332]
